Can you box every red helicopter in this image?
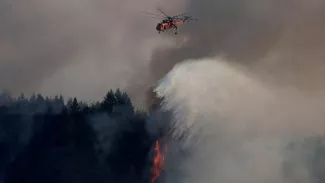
[143,8,197,34]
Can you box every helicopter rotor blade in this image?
[147,16,165,20]
[157,8,170,18]
[184,15,198,21]
[141,11,166,18]
[172,13,187,18]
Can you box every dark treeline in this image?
[0,89,158,183]
[1,89,325,183]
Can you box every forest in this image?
[0,89,158,183]
[0,89,325,183]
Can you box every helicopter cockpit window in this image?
[156,23,162,31]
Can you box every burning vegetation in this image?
[151,140,168,183]
[146,86,169,183]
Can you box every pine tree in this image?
[101,90,117,113]
[69,98,80,114]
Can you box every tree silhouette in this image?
[0,89,154,183]
[101,90,118,113]
[2,89,325,183]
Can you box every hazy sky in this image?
[0,0,185,106]
[2,0,325,109]
[148,0,325,91]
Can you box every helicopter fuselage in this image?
[155,19,185,33]
[156,22,173,32]
[143,8,196,34]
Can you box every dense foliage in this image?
[0,89,325,183]
[0,89,156,183]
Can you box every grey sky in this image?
[2,0,325,109]
[0,0,185,107]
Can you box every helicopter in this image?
[143,8,197,34]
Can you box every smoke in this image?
[2,0,325,110]
[154,57,325,183]
[147,0,325,96]
[0,0,186,105]
[145,5,325,182]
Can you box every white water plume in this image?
[153,57,325,183]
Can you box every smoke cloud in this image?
[3,0,325,109]
[147,0,325,97]
[155,58,325,183]
[0,0,186,106]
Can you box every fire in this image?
[151,140,167,183]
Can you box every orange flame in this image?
[151,140,167,183]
